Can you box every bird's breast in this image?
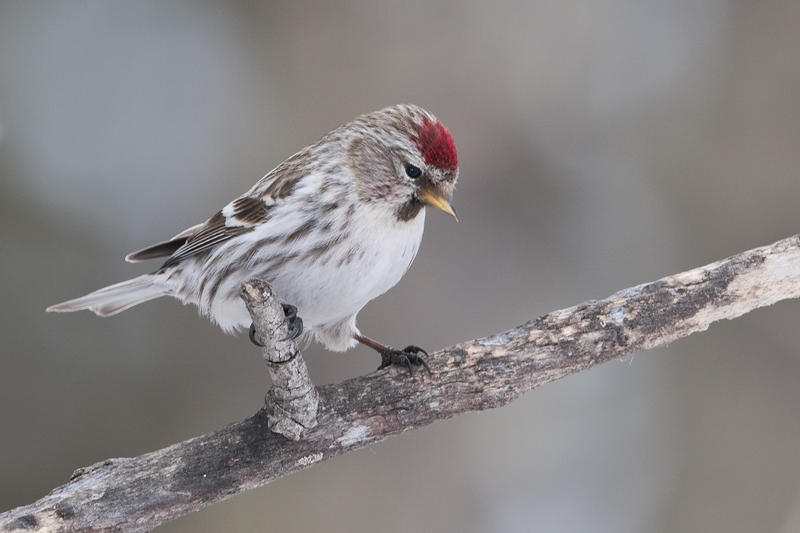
[274,206,426,327]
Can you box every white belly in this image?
[182,205,427,351]
[270,209,425,328]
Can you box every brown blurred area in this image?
[2,1,800,531]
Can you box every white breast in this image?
[276,206,426,329]
[159,173,427,352]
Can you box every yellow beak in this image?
[418,189,458,221]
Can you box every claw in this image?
[355,334,432,376]
[400,345,431,375]
[281,303,297,321]
[249,323,265,347]
[378,345,431,376]
[280,304,303,341]
[280,316,304,341]
[403,345,428,357]
[249,305,303,346]
[402,345,431,374]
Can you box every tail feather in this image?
[46,276,166,317]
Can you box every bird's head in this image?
[346,104,459,223]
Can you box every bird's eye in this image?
[405,165,421,179]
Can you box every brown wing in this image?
[160,196,274,268]
[125,223,205,263]
[126,161,306,267]
[125,238,190,262]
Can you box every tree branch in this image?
[240,280,318,440]
[4,235,800,533]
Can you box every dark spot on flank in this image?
[338,247,358,267]
[267,253,300,271]
[167,267,183,282]
[307,243,331,262]
[206,264,239,308]
[198,275,209,301]
[306,233,349,263]
[284,220,318,244]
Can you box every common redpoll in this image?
[48,104,459,372]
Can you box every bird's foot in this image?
[280,303,304,341]
[378,345,431,375]
[248,303,304,347]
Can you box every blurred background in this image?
[1,1,800,531]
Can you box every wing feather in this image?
[160,211,252,267]
[129,163,307,268]
[125,223,206,263]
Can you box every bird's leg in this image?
[354,333,431,375]
[248,303,304,346]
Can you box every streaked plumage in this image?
[48,104,458,354]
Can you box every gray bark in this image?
[240,280,318,440]
[3,235,800,533]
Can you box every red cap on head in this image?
[415,119,458,171]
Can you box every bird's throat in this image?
[394,196,424,223]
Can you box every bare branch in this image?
[4,235,800,533]
[240,280,318,440]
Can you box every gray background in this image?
[2,1,800,532]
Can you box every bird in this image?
[47,104,459,372]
